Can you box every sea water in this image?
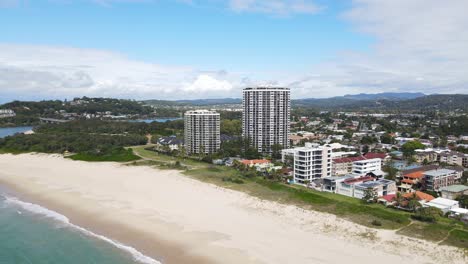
[0,126,33,138]
[0,188,161,264]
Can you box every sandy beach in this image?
[0,153,465,264]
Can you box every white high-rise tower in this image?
[184,110,220,154]
[242,87,290,153]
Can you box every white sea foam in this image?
[4,196,162,264]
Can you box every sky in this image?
[0,0,467,102]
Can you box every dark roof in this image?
[158,136,184,145]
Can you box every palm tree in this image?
[393,192,404,207]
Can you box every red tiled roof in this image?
[379,194,396,202]
[363,152,388,160]
[333,156,366,164]
[403,191,435,202]
[241,159,271,165]
[404,171,424,179]
[401,179,414,184]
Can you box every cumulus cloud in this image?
[0,44,249,100]
[183,75,232,93]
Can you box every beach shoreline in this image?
[0,153,466,264]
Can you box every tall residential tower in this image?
[242,87,290,153]
[184,110,220,155]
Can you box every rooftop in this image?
[424,169,456,177]
[439,185,468,193]
[425,197,459,208]
[403,191,435,202]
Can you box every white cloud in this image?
[183,75,232,93]
[0,44,249,100]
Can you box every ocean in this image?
[0,188,161,264]
[0,126,33,138]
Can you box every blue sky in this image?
[0,0,467,101]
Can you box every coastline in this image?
[0,153,466,264]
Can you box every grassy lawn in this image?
[397,222,454,241]
[442,229,468,249]
[131,146,209,169]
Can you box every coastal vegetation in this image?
[129,146,468,249]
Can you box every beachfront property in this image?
[184,110,220,154]
[332,156,366,176]
[335,175,396,199]
[440,185,468,200]
[282,143,332,184]
[240,159,278,172]
[423,197,460,214]
[242,87,290,153]
[157,136,184,151]
[352,158,382,175]
[0,109,16,118]
[423,169,460,191]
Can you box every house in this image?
[322,175,354,193]
[241,159,273,172]
[402,191,435,203]
[423,197,459,214]
[157,136,184,151]
[378,194,397,206]
[423,169,459,191]
[398,171,424,193]
[0,109,16,118]
[440,185,468,200]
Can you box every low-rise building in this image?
[157,136,184,151]
[352,158,382,175]
[440,185,468,200]
[335,176,396,198]
[423,169,459,191]
[438,151,467,167]
[332,156,366,176]
[423,197,459,214]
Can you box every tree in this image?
[271,144,283,160]
[380,133,395,144]
[393,192,404,207]
[362,188,378,203]
[401,141,425,158]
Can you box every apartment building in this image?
[332,156,366,176]
[423,169,459,191]
[282,143,332,184]
[242,87,290,153]
[438,151,468,167]
[352,158,382,175]
[335,176,396,198]
[184,110,220,155]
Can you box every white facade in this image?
[282,143,332,184]
[242,87,290,153]
[184,110,220,155]
[0,109,15,118]
[352,158,381,175]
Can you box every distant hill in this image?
[342,92,425,101]
[141,93,467,112]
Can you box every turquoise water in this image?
[0,189,160,264]
[0,126,33,138]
